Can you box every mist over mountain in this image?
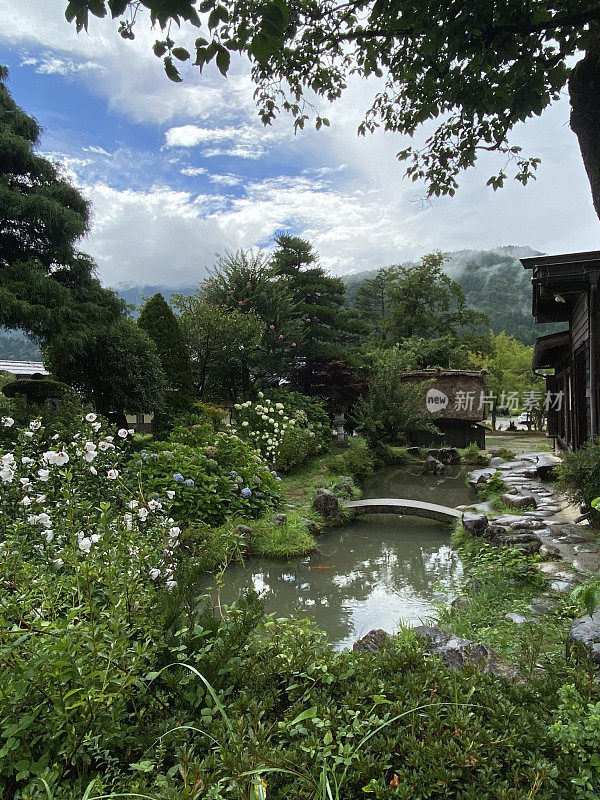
[0,247,556,362]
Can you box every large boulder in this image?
[353,629,390,654]
[438,447,460,465]
[535,454,561,480]
[312,488,340,522]
[567,608,600,664]
[462,512,488,535]
[413,627,523,680]
[422,455,446,475]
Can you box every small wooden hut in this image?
[400,369,488,449]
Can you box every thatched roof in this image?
[400,369,488,422]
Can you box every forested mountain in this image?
[343,246,563,345]
[0,330,41,361]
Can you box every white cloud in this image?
[83,145,111,156]
[209,173,242,187]
[180,166,208,176]
[23,53,105,75]
[164,122,282,158]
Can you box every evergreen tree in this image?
[48,318,165,418]
[138,293,195,418]
[271,234,364,394]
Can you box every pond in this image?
[212,466,476,650]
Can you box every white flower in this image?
[35,494,46,503]
[78,537,92,553]
[278,409,284,415]
[149,568,161,581]
[257,391,264,399]
[147,499,162,511]
[261,414,268,421]
[92,422,101,432]
[2,417,14,427]
[84,441,96,451]
[19,476,31,486]
[128,429,134,435]
[20,496,32,506]
[44,529,54,542]
[85,413,97,422]
[55,450,69,466]
[90,533,101,544]
[169,526,181,539]
[117,428,128,439]
[83,450,98,462]
[37,468,50,481]
[165,579,177,590]
[275,403,284,410]
[234,403,242,410]
[23,431,33,438]
[90,466,97,476]
[242,420,249,427]
[123,513,133,530]
[165,490,175,499]
[29,420,41,431]
[21,456,33,465]
[105,435,114,442]
[51,433,59,441]
[1,453,15,467]
[138,507,149,522]
[42,451,58,465]
[128,500,139,509]
[53,558,63,567]
[98,441,114,452]
[107,469,119,480]
[0,466,15,483]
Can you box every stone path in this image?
[461,450,600,601]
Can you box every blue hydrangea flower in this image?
[241,487,252,499]
[270,470,278,477]
[173,473,184,483]
[229,470,238,479]
[276,477,282,482]
[184,478,195,487]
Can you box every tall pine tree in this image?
[271,234,363,394]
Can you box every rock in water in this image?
[413,626,523,680]
[422,455,446,475]
[353,629,390,653]
[312,488,340,522]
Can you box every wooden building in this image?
[521,250,600,450]
[400,369,488,449]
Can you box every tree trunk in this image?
[569,30,600,221]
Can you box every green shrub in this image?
[557,443,600,521]
[131,432,280,526]
[549,684,600,798]
[326,440,376,481]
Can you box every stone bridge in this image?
[344,498,462,523]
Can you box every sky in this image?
[0,0,599,289]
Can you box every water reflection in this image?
[211,468,473,650]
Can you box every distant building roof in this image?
[400,369,487,422]
[0,360,49,376]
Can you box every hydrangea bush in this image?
[232,391,330,471]
[129,422,280,526]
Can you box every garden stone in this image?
[462,512,488,535]
[496,534,541,553]
[438,447,460,465]
[312,488,340,521]
[302,518,324,536]
[353,629,390,654]
[235,525,253,537]
[505,612,538,624]
[500,493,537,509]
[490,457,503,467]
[538,561,570,575]
[567,608,600,664]
[413,626,523,680]
[450,595,472,611]
[510,518,546,530]
[422,455,446,475]
[539,543,562,558]
[494,514,530,527]
[485,524,508,541]
[529,597,557,614]
[271,513,287,526]
[467,468,496,487]
[535,454,561,479]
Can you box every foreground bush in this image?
[557,442,600,523]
